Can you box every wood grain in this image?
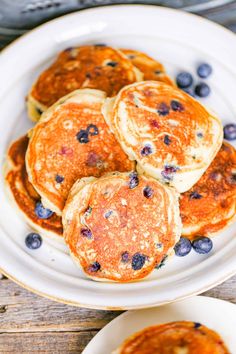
[0,331,97,353]
[0,275,236,353]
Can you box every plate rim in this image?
[82,295,236,353]
[1,4,236,309]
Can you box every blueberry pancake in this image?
[27,45,143,121]
[121,49,174,85]
[113,321,229,353]
[4,136,63,240]
[103,81,223,193]
[26,89,135,216]
[181,142,236,239]
[62,172,181,282]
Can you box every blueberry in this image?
[189,191,202,200]
[170,100,184,112]
[104,210,113,219]
[80,228,92,239]
[121,251,130,263]
[25,233,42,250]
[131,253,146,270]
[76,129,89,143]
[194,322,201,329]
[174,237,192,257]
[143,186,153,198]
[164,135,171,145]
[35,202,53,219]
[129,171,139,189]
[161,165,178,181]
[196,132,203,138]
[224,124,236,141]
[197,63,212,78]
[55,174,64,183]
[106,61,118,67]
[195,82,210,97]
[157,102,169,116]
[176,72,193,88]
[192,236,213,254]
[87,124,99,136]
[88,261,101,272]
[154,70,162,75]
[141,144,153,156]
[182,87,196,97]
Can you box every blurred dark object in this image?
[0,0,236,49]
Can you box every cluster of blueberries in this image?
[174,236,213,257]
[177,62,236,141]
[176,63,212,98]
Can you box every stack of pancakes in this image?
[5,44,236,283]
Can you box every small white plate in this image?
[83,296,236,353]
[0,5,236,309]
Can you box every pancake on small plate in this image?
[62,171,181,282]
[113,321,229,353]
[181,141,236,239]
[121,48,174,85]
[27,45,143,121]
[103,81,223,193]
[4,136,63,240]
[26,89,135,216]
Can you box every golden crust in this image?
[121,48,174,86]
[26,89,135,215]
[27,45,143,121]
[103,81,223,193]
[4,136,63,240]
[62,172,181,282]
[114,321,229,353]
[181,142,236,239]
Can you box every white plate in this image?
[82,296,236,353]
[0,5,236,309]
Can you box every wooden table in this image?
[0,274,236,353]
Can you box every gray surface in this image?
[0,1,235,49]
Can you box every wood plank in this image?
[0,278,121,332]
[0,331,97,354]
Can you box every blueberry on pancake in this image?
[181,142,236,239]
[62,172,181,282]
[113,321,229,353]
[121,48,174,85]
[26,89,135,215]
[4,136,63,240]
[27,45,143,121]
[103,81,223,193]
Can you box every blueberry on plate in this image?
[192,236,213,254]
[194,82,210,97]
[25,233,42,250]
[224,123,236,141]
[35,202,53,219]
[197,63,212,78]
[174,237,192,257]
[182,87,196,98]
[176,72,193,88]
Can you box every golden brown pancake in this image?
[103,81,223,193]
[181,142,236,239]
[27,45,142,121]
[63,172,181,282]
[114,321,229,353]
[26,89,135,215]
[121,48,174,85]
[4,136,63,240]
